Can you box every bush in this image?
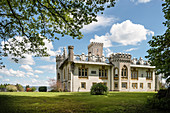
[147,96,170,110]
[16,84,24,92]
[90,83,108,95]
[6,85,17,92]
[38,86,47,92]
[26,88,32,92]
[31,87,36,92]
[156,89,167,99]
[49,89,59,92]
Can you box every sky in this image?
[0,0,167,86]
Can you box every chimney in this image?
[68,46,74,61]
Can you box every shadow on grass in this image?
[0,92,167,113]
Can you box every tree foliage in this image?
[0,0,116,63]
[146,0,170,81]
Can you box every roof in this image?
[130,64,155,68]
[73,61,112,66]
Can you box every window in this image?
[114,82,118,89]
[92,82,97,86]
[146,70,152,80]
[121,65,128,78]
[132,83,138,89]
[100,82,107,86]
[91,71,96,74]
[81,82,86,89]
[131,68,138,80]
[114,68,119,80]
[148,83,151,89]
[99,69,108,79]
[140,83,143,89]
[122,82,127,89]
[79,65,88,78]
[68,68,71,80]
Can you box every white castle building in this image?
[56,42,159,92]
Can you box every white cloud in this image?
[0,68,25,77]
[0,68,13,76]
[81,15,118,33]
[40,57,56,62]
[90,34,112,48]
[20,65,33,72]
[0,76,3,79]
[130,0,151,4]
[34,75,39,78]
[27,72,34,76]
[124,48,138,52]
[16,71,25,77]
[9,69,17,75]
[105,48,113,57]
[31,78,37,83]
[37,64,55,73]
[34,70,44,74]
[17,54,35,65]
[40,47,63,62]
[90,20,154,46]
[3,79,10,82]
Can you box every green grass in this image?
[0,92,166,113]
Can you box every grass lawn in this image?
[0,92,167,113]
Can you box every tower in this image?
[88,42,103,57]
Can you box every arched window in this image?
[114,67,119,80]
[121,65,128,77]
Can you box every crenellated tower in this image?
[88,42,103,57]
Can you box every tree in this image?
[146,0,170,85]
[48,78,61,92]
[0,0,116,63]
[25,85,30,91]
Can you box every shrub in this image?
[156,89,167,99]
[39,86,47,92]
[49,89,59,92]
[147,96,170,110]
[16,84,24,92]
[6,85,17,92]
[31,87,36,92]
[90,83,108,95]
[26,88,32,92]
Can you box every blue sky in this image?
[0,0,166,86]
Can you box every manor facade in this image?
[56,42,159,92]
